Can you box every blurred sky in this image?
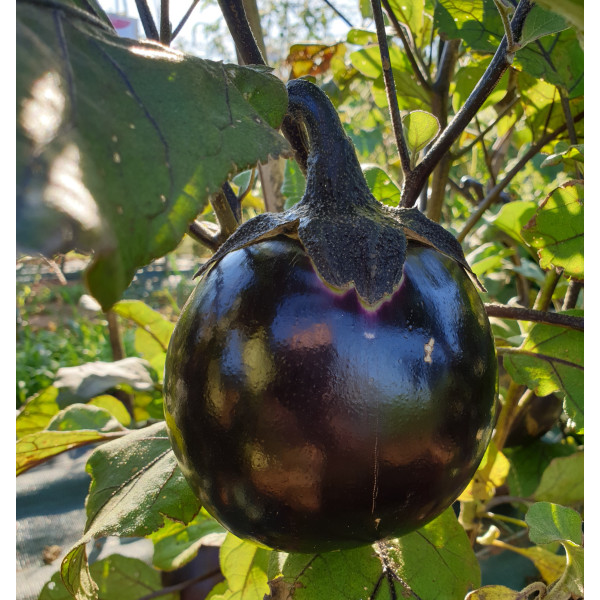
[98,0,362,63]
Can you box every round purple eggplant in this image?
[164,80,497,552]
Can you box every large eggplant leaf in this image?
[17,0,290,310]
[60,422,200,599]
[268,508,479,599]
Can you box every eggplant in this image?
[164,80,497,553]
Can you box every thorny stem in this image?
[380,0,431,89]
[400,0,535,208]
[484,304,584,331]
[370,0,412,176]
[456,111,584,242]
[134,0,159,40]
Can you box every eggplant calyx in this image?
[196,80,482,305]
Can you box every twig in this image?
[134,0,160,40]
[370,0,412,176]
[210,190,239,238]
[485,304,583,331]
[321,0,353,27]
[533,268,562,312]
[172,0,201,39]
[160,0,171,44]
[187,221,220,251]
[105,310,135,418]
[456,110,583,242]
[492,0,517,53]
[380,0,430,89]
[400,0,535,208]
[562,280,583,310]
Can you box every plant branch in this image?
[187,220,221,251]
[485,304,583,331]
[172,0,201,40]
[558,87,582,179]
[492,0,516,53]
[400,0,534,208]
[210,190,240,238]
[453,97,519,159]
[380,0,430,89]
[533,268,561,312]
[370,0,412,176]
[456,110,583,242]
[562,280,583,310]
[160,0,171,44]
[321,0,353,27]
[134,0,160,40]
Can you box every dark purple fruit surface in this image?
[164,235,497,553]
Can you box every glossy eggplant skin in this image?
[164,237,497,553]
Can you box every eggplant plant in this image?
[16,0,583,598]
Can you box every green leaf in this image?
[16,385,60,438]
[112,299,175,379]
[526,502,582,545]
[16,429,117,475]
[53,357,155,399]
[466,586,528,599]
[60,422,200,600]
[452,58,510,114]
[269,508,479,599]
[533,0,583,37]
[40,554,178,600]
[346,28,378,46]
[514,28,584,98]
[281,159,306,209]
[504,440,576,498]
[521,181,583,279]
[149,509,227,571]
[17,0,290,311]
[519,4,570,47]
[112,300,174,350]
[502,316,583,431]
[350,45,431,110]
[402,110,440,161]
[363,165,401,206]
[212,534,271,599]
[540,144,584,168]
[533,452,584,505]
[493,201,537,245]
[386,0,425,38]
[87,395,132,427]
[46,403,126,432]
